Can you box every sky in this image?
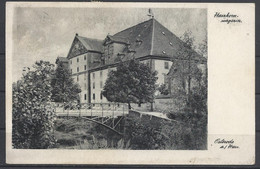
[12,7,207,82]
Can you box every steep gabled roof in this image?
[67,18,206,63]
[67,34,103,59]
[110,18,206,62]
[77,36,103,52]
[111,19,153,58]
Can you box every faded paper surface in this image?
[6,2,255,164]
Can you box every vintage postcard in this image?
[6,2,255,164]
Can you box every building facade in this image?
[61,18,205,104]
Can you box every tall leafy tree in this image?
[102,59,157,110]
[169,30,205,113]
[51,60,81,107]
[12,61,56,148]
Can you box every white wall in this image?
[69,53,89,103]
[69,53,88,75]
[70,55,172,103]
[90,67,116,103]
[154,60,173,85]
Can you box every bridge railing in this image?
[55,102,129,118]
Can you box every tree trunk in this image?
[150,102,153,112]
[138,102,141,107]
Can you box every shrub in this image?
[12,61,56,149]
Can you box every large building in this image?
[62,17,205,104]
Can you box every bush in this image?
[162,111,207,150]
[124,110,207,150]
[12,61,56,149]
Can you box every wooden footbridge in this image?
[55,103,129,135]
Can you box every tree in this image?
[12,61,56,149]
[102,59,158,109]
[51,60,81,108]
[169,30,205,113]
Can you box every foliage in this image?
[102,59,158,108]
[12,61,56,149]
[123,110,207,150]
[157,83,169,95]
[54,117,130,149]
[124,115,168,149]
[53,113,206,150]
[161,111,207,150]
[168,30,206,114]
[51,61,81,106]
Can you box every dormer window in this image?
[162,31,165,35]
[169,42,173,46]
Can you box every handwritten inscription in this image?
[214,12,242,24]
[214,138,239,149]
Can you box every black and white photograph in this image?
[6,2,255,165]
[11,6,207,150]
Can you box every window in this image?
[100,71,103,77]
[100,81,103,88]
[93,73,95,79]
[77,67,79,72]
[84,73,86,80]
[84,55,86,60]
[70,60,72,64]
[71,69,72,74]
[77,76,79,82]
[84,94,87,100]
[84,65,87,70]
[164,62,169,69]
[93,82,95,89]
[77,57,79,62]
[93,93,95,100]
[100,93,103,100]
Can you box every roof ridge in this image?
[150,18,155,55]
[77,35,103,42]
